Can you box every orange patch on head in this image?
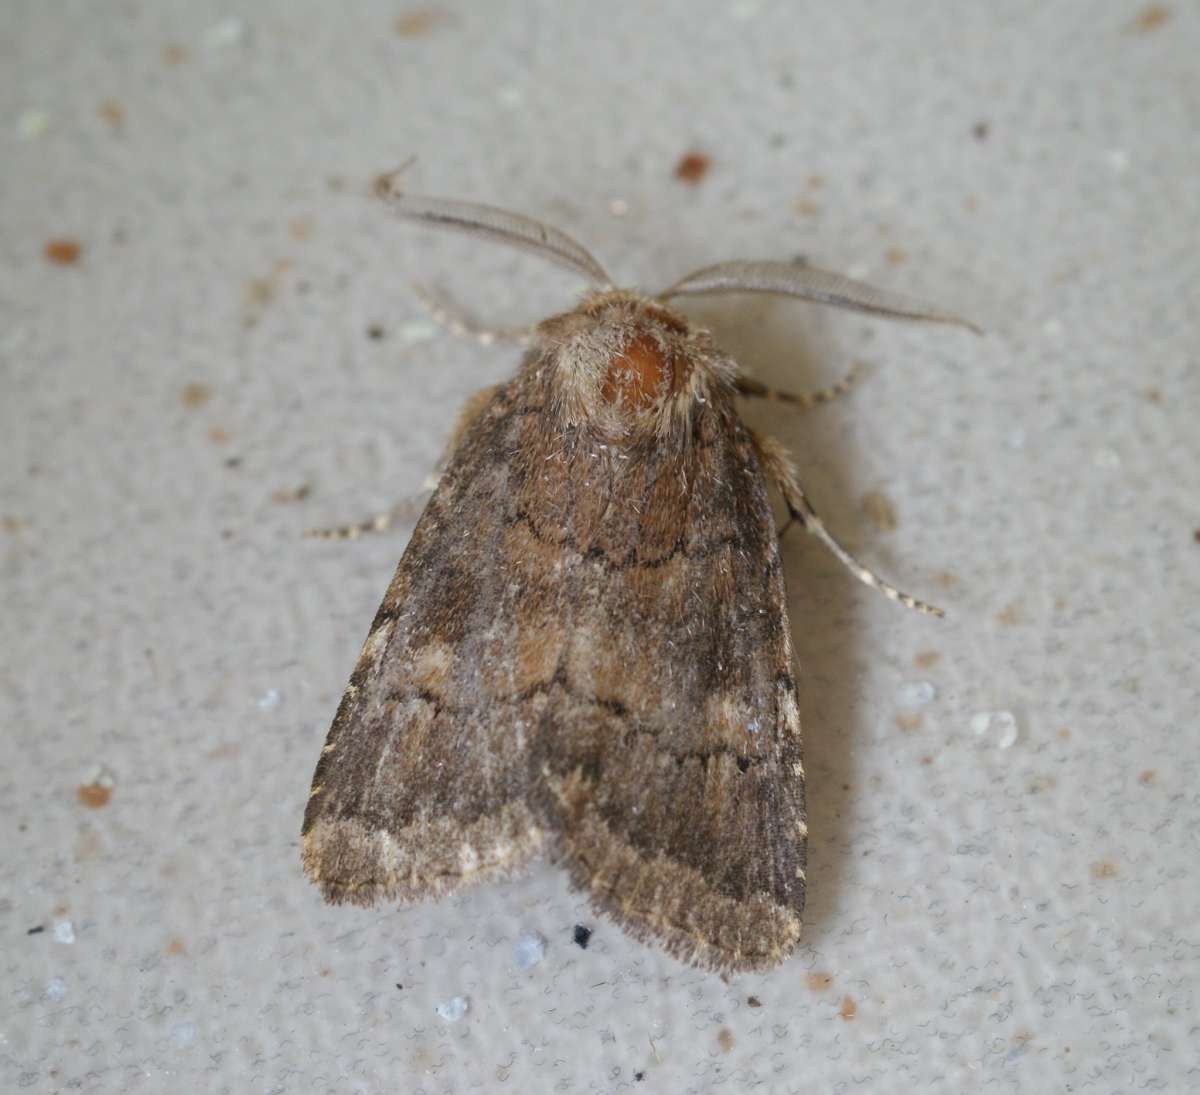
[602,334,676,410]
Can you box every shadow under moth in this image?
[301,172,977,972]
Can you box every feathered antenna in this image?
[660,259,981,334]
[374,167,612,287]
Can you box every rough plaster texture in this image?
[2,2,1198,1092]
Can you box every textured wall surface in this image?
[3,2,1197,1092]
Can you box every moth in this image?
[302,172,976,972]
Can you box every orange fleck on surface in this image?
[884,247,908,265]
[77,783,111,809]
[1145,387,1162,402]
[603,334,675,410]
[289,216,314,241]
[806,971,833,991]
[794,197,820,217]
[1058,727,1071,740]
[1138,769,1156,785]
[717,1028,735,1053]
[674,150,711,185]
[995,602,1022,626]
[165,937,188,956]
[914,650,940,669]
[162,43,188,65]
[44,239,82,265]
[181,382,212,408]
[99,98,125,130]
[396,8,444,35]
[1090,860,1119,880]
[839,995,858,1021]
[208,426,230,444]
[895,713,922,732]
[1131,5,1171,32]
[936,571,960,588]
[920,755,934,765]
[807,174,824,190]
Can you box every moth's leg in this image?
[752,431,944,617]
[305,502,419,541]
[305,385,502,541]
[735,361,861,412]
[412,283,535,346]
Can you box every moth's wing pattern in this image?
[303,360,805,971]
[302,380,566,905]
[533,406,807,973]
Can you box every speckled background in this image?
[2,2,1197,1092]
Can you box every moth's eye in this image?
[601,333,677,411]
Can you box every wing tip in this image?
[301,810,545,907]
[550,823,804,974]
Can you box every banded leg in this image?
[735,361,861,411]
[752,432,944,617]
[305,498,427,541]
[306,384,502,541]
[412,283,534,346]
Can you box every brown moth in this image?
[301,173,977,972]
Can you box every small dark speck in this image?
[395,983,403,990]
[1193,529,1200,543]
[27,925,45,935]
[573,924,593,949]
[634,1071,645,1082]
[224,457,242,469]
[972,122,990,141]
[367,325,386,341]
[747,995,762,1008]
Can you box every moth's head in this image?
[371,176,980,444]
[535,290,727,442]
